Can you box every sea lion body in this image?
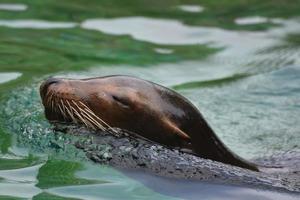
[40,75,258,171]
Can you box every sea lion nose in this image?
[44,77,60,86]
[40,77,61,98]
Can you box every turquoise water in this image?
[0,1,300,199]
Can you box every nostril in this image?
[45,77,60,86]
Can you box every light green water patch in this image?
[179,65,300,158]
[258,33,300,55]
[1,0,300,31]
[36,159,103,189]
[259,33,300,50]
[251,33,300,73]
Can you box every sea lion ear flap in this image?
[163,118,191,141]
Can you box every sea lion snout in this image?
[40,77,62,98]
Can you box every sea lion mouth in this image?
[40,78,116,132]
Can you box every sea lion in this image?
[40,75,258,171]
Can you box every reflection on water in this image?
[0,182,41,198]
[48,183,176,200]
[154,48,174,54]
[177,5,204,13]
[0,164,41,198]
[122,169,300,200]
[0,163,41,182]
[0,20,77,29]
[0,3,27,11]
[0,161,177,200]
[80,16,300,73]
[235,16,276,25]
[81,17,299,53]
[0,72,22,84]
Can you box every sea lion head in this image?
[40,76,140,131]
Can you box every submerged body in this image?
[40,75,258,171]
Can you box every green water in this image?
[0,0,300,199]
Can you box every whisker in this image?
[77,101,117,133]
[46,90,54,106]
[80,116,96,130]
[57,103,67,120]
[64,101,77,123]
[80,111,106,131]
[70,101,99,130]
[60,99,66,114]
[46,93,116,132]
[51,100,55,112]
[70,105,90,128]
[72,100,107,130]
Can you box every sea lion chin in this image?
[40,75,258,171]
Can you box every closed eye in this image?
[112,95,131,108]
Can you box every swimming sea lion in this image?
[40,75,258,171]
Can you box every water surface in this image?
[0,0,299,199]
